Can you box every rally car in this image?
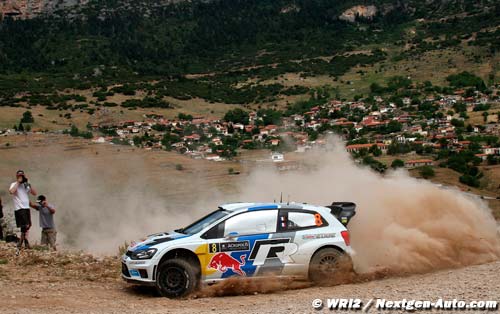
[121,201,356,298]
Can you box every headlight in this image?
[131,248,157,260]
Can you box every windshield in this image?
[178,209,230,235]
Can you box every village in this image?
[81,87,499,168]
[2,86,500,168]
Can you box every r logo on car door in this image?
[248,239,298,266]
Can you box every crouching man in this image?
[30,195,57,251]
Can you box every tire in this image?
[308,247,351,284]
[155,258,199,298]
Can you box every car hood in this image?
[127,231,189,251]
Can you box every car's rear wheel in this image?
[309,247,351,284]
[156,258,198,298]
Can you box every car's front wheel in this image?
[156,258,199,298]
[309,247,351,284]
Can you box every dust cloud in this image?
[12,136,500,275]
[235,137,500,273]
[20,153,215,254]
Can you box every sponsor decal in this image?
[249,239,298,266]
[302,233,336,240]
[208,253,246,276]
[208,241,250,253]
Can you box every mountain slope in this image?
[0,0,498,103]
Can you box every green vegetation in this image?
[63,125,93,139]
[391,159,405,169]
[20,111,34,123]
[418,166,435,179]
[224,108,249,125]
[446,72,486,91]
[0,0,497,107]
[438,150,483,188]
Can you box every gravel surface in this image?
[0,243,498,314]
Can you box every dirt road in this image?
[0,243,498,314]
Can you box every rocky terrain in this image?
[0,0,87,19]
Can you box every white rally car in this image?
[122,201,356,298]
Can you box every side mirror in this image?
[224,231,239,239]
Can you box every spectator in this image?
[30,195,57,251]
[9,170,37,251]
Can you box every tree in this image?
[224,108,249,125]
[178,113,193,121]
[18,122,24,132]
[451,119,464,127]
[69,125,79,137]
[369,145,382,157]
[418,166,435,179]
[482,111,489,122]
[257,108,282,126]
[20,111,34,123]
[133,136,143,147]
[446,72,486,91]
[391,159,405,169]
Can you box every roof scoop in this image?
[326,202,356,226]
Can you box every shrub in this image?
[418,166,435,179]
[391,159,405,169]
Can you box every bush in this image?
[418,166,435,179]
[459,174,480,187]
[175,164,184,171]
[391,159,405,169]
[362,156,387,173]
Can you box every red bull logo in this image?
[208,253,246,276]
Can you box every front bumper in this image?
[121,255,157,284]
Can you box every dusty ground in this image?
[0,242,499,314]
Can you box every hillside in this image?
[0,0,498,111]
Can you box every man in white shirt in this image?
[9,170,37,250]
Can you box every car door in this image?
[275,208,329,276]
[201,209,278,280]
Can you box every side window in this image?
[279,210,327,231]
[224,210,278,236]
[202,222,225,239]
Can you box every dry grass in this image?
[0,242,120,282]
[335,44,499,99]
[467,109,499,126]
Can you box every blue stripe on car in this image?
[248,204,278,211]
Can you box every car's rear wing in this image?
[326,202,356,226]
